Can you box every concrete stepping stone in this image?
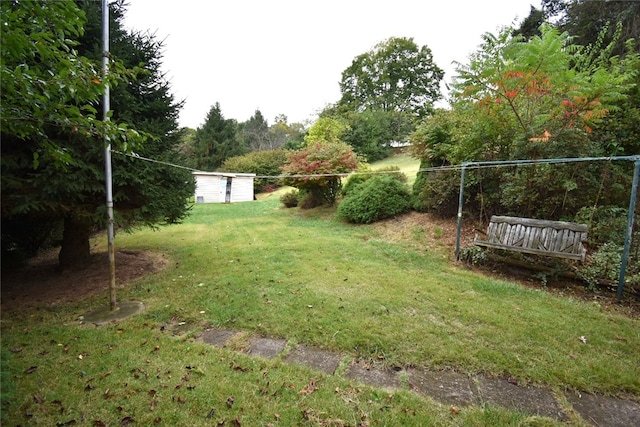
[196,328,640,426]
[246,337,286,359]
[565,391,640,427]
[344,361,401,390]
[200,328,239,347]
[476,376,566,421]
[406,369,476,407]
[285,345,343,375]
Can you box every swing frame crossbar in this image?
[454,155,640,300]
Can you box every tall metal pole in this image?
[455,163,468,260]
[102,0,117,311]
[617,160,640,300]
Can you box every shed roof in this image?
[192,171,256,178]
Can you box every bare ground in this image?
[1,249,168,312]
[1,211,638,318]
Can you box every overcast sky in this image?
[123,0,539,129]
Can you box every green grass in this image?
[370,152,421,185]
[2,196,638,425]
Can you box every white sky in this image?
[123,0,539,129]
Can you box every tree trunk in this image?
[58,213,92,270]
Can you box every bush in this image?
[279,189,299,208]
[577,242,623,291]
[337,175,411,224]
[342,165,407,197]
[220,149,289,193]
[281,140,358,206]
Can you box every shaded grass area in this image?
[2,196,638,425]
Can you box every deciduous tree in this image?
[281,117,358,207]
[339,37,444,118]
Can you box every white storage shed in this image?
[192,172,256,203]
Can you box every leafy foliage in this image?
[219,149,289,193]
[411,24,639,220]
[279,189,299,208]
[342,166,407,197]
[341,110,413,162]
[0,0,144,169]
[337,175,411,224]
[1,0,194,268]
[281,131,358,207]
[339,37,444,118]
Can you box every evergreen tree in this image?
[194,103,244,170]
[239,109,270,151]
[1,0,194,269]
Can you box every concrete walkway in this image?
[197,328,639,427]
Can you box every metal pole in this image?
[617,160,640,300]
[455,163,468,260]
[102,0,117,311]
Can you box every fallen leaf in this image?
[93,421,107,427]
[206,408,215,419]
[120,416,135,426]
[25,366,37,374]
[299,380,318,395]
[33,394,43,404]
[579,336,587,344]
[450,406,460,414]
[230,363,250,372]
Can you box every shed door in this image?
[224,177,233,203]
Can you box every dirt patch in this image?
[1,249,168,311]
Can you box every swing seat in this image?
[475,216,588,262]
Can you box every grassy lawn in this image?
[2,194,638,425]
[370,150,421,185]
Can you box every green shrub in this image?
[577,242,623,291]
[343,165,407,197]
[337,175,411,224]
[279,189,299,208]
[342,173,370,197]
[220,149,289,193]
